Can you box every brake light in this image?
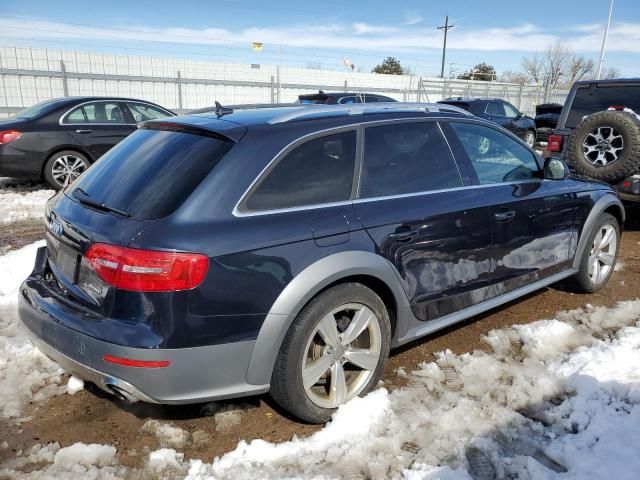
[547,134,563,152]
[85,243,208,292]
[103,354,170,368]
[0,130,21,145]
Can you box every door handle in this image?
[388,228,418,242]
[494,210,516,222]
[75,129,92,134]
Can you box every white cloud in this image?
[0,17,639,55]
[403,14,423,26]
[352,22,398,35]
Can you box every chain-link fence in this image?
[0,47,569,118]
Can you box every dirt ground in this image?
[1,205,639,469]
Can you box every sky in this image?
[1,0,639,78]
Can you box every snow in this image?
[65,376,84,395]
[140,420,190,449]
[0,188,54,224]
[1,241,640,478]
[0,241,65,418]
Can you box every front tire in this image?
[569,213,620,293]
[270,283,391,424]
[43,150,90,190]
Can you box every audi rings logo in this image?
[48,214,64,238]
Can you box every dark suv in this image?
[438,97,537,146]
[19,103,623,423]
[545,79,640,203]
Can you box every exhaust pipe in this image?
[105,383,140,403]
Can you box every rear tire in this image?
[43,150,90,190]
[569,213,620,293]
[270,283,391,424]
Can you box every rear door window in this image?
[359,122,462,198]
[449,122,539,184]
[244,130,356,212]
[67,128,233,219]
[63,102,126,124]
[566,84,640,128]
[485,101,505,116]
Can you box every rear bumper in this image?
[18,250,270,404]
[0,148,43,178]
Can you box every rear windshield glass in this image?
[67,128,233,219]
[566,85,640,128]
[13,99,66,119]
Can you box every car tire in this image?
[523,130,536,147]
[270,283,391,424]
[43,150,90,190]
[569,213,620,293]
[566,110,640,182]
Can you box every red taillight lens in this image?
[85,243,208,292]
[547,134,563,152]
[103,354,170,368]
[0,130,21,145]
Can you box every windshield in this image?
[12,98,66,119]
[67,128,233,219]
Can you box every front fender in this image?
[245,250,410,385]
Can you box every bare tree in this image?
[544,41,571,90]
[521,52,545,84]
[500,70,528,85]
[601,66,621,79]
[566,55,595,86]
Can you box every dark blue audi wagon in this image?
[19,103,624,423]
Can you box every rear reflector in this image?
[547,134,563,152]
[85,243,208,292]
[103,354,170,368]
[0,130,21,145]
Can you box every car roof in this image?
[180,103,472,129]
[439,97,501,103]
[574,78,640,87]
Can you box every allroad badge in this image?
[48,213,64,238]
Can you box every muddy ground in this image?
[1,185,639,469]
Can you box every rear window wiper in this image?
[72,188,131,218]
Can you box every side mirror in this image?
[544,158,569,180]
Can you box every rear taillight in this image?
[547,134,564,152]
[0,130,21,145]
[84,243,208,292]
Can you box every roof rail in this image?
[267,102,473,125]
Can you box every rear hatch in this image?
[46,120,240,310]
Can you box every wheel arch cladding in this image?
[245,250,410,386]
[572,193,625,270]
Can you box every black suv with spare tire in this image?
[545,79,640,202]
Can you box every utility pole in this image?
[596,0,614,80]
[438,16,454,79]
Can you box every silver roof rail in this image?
[267,102,473,125]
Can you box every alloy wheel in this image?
[301,303,381,409]
[51,154,87,187]
[588,224,617,285]
[582,126,624,166]
[524,131,535,147]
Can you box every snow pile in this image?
[0,188,54,224]
[65,376,84,395]
[0,241,65,418]
[140,420,191,449]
